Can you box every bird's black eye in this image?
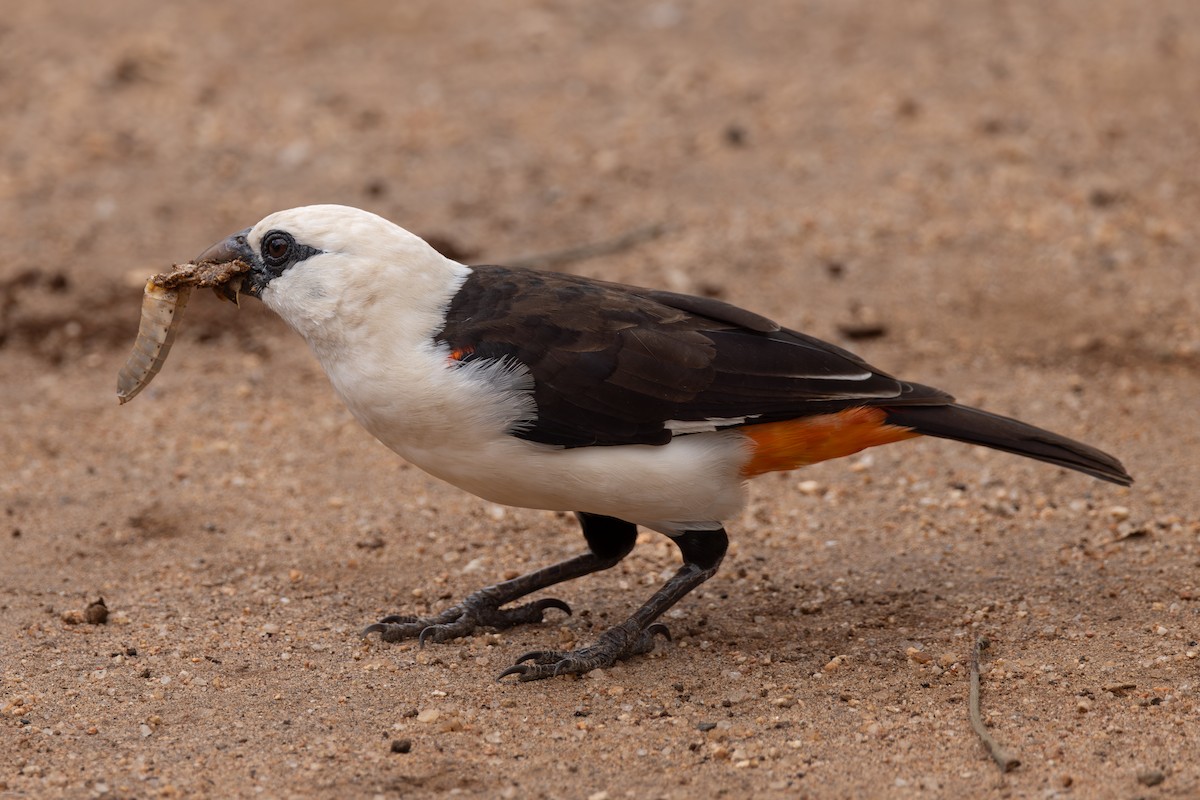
[262,231,293,267]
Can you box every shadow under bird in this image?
[121,204,1131,681]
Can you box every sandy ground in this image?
[3,1,1199,797]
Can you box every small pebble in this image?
[823,655,848,672]
[416,708,440,724]
[390,739,412,754]
[697,721,717,732]
[85,598,109,625]
[906,647,932,665]
[1136,769,1165,787]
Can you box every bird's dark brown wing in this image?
[435,266,952,448]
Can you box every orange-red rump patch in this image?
[739,407,920,478]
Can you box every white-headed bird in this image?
[189,204,1130,680]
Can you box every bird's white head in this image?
[195,204,468,354]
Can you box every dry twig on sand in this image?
[969,637,1020,772]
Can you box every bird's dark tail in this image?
[883,403,1132,486]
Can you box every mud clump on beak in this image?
[115,259,251,405]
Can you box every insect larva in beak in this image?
[116,259,249,404]
[116,280,192,404]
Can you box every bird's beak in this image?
[195,227,257,303]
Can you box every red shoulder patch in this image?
[448,345,475,363]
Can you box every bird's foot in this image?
[361,592,571,645]
[498,622,671,681]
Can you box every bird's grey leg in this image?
[362,513,637,644]
[499,527,728,681]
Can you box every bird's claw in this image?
[361,595,572,644]
[497,622,671,681]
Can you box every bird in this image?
[193,204,1131,681]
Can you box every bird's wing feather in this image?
[436,266,952,447]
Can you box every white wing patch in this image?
[665,416,760,435]
[453,355,539,435]
[798,370,873,380]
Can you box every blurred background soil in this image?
[2,2,1198,797]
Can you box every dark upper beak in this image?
[195,227,256,302]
